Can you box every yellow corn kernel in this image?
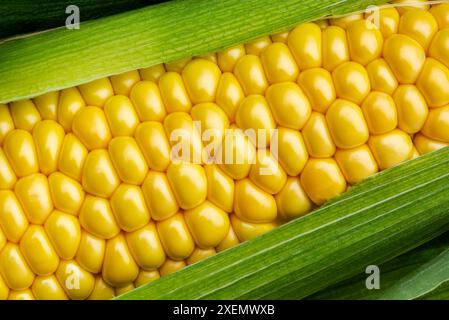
[141,171,178,221]
[215,72,244,122]
[130,81,167,122]
[394,0,429,13]
[393,85,428,134]
[157,213,195,260]
[265,82,311,130]
[48,172,84,215]
[361,91,398,134]
[58,87,86,132]
[164,112,203,163]
[430,3,449,29]
[234,178,277,223]
[346,20,383,65]
[414,133,449,154]
[139,64,166,83]
[422,105,449,142]
[288,23,322,69]
[0,104,14,145]
[332,61,370,104]
[102,233,139,287]
[184,201,230,248]
[429,29,449,69]
[15,173,53,224]
[271,31,289,43]
[88,276,115,300]
[72,106,111,150]
[134,270,160,287]
[32,120,65,175]
[230,214,277,242]
[417,58,449,108]
[110,70,141,96]
[82,149,120,198]
[249,150,287,194]
[275,177,313,221]
[165,58,191,73]
[217,127,256,180]
[335,144,379,185]
[261,42,299,83]
[108,137,148,185]
[32,275,68,300]
[245,36,272,56]
[0,243,34,290]
[45,210,81,260]
[159,259,186,276]
[277,127,308,176]
[167,162,207,210]
[0,228,5,252]
[8,289,35,300]
[56,260,95,300]
[33,91,59,121]
[411,145,420,160]
[297,68,336,113]
[205,164,234,213]
[322,26,350,71]
[326,99,369,149]
[159,72,192,113]
[115,283,135,296]
[197,53,217,64]
[329,13,363,29]
[191,102,230,155]
[104,95,140,136]
[234,55,268,95]
[399,9,437,50]
[187,247,216,265]
[79,195,120,240]
[76,231,105,274]
[368,129,414,169]
[365,59,398,95]
[78,78,114,107]
[0,149,17,190]
[217,44,246,72]
[0,275,8,300]
[135,122,170,171]
[58,133,87,181]
[235,95,276,148]
[10,99,42,132]
[383,34,426,84]
[216,225,240,252]
[126,223,165,270]
[19,225,59,275]
[0,190,28,242]
[3,129,38,177]
[377,8,400,38]
[302,112,336,158]
[182,59,221,104]
[110,184,150,232]
[300,158,347,205]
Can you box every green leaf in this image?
[419,281,449,300]
[0,0,388,103]
[0,0,161,39]
[118,147,449,300]
[309,233,449,300]
[380,248,449,300]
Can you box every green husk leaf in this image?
[0,0,160,39]
[419,281,449,300]
[309,233,449,300]
[118,147,449,300]
[0,0,388,103]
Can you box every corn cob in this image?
[0,2,449,300]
